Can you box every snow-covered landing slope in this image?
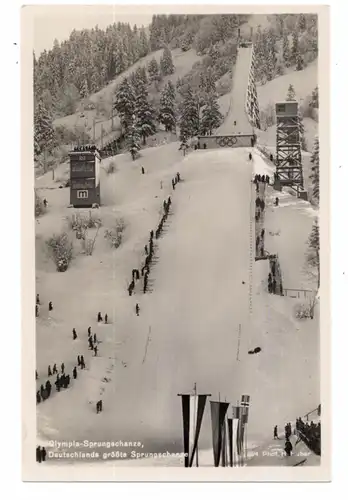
[36,148,254,461]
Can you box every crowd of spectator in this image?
[296,418,321,456]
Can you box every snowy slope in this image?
[216,47,254,136]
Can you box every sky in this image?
[32,5,153,55]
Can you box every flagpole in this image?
[194,382,198,468]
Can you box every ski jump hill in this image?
[199,43,261,147]
[35,43,319,469]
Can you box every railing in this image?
[282,288,314,299]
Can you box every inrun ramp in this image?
[217,46,260,136]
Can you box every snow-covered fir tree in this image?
[282,33,291,67]
[286,84,296,101]
[34,100,55,157]
[307,217,320,288]
[310,136,319,205]
[179,87,199,140]
[291,31,299,66]
[80,79,89,99]
[298,110,307,151]
[158,81,176,132]
[134,80,156,145]
[200,90,223,136]
[296,53,304,71]
[160,46,175,76]
[135,66,148,85]
[139,27,149,58]
[113,77,135,132]
[148,57,161,84]
[179,87,200,141]
[127,116,141,160]
[311,86,319,108]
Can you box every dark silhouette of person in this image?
[61,363,65,374]
[48,301,53,311]
[135,303,140,316]
[284,438,293,457]
[141,167,145,174]
[94,346,98,356]
[104,314,108,324]
[36,391,41,404]
[203,143,207,149]
[73,366,77,379]
[94,333,97,343]
[36,370,38,380]
[249,153,252,160]
[88,326,91,336]
[48,365,52,377]
[36,446,42,463]
[97,312,102,322]
[80,356,85,369]
[72,328,77,340]
[36,294,40,305]
[52,363,57,374]
[43,198,48,208]
[275,197,279,207]
[144,244,148,255]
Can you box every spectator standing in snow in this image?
[48,301,53,311]
[73,366,77,379]
[97,312,102,322]
[284,438,293,457]
[135,304,140,316]
[104,314,108,324]
[72,328,77,340]
[274,425,279,439]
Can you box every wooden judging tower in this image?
[275,101,304,192]
[69,147,101,208]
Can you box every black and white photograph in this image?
[21,3,330,481]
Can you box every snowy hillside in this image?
[35,143,319,466]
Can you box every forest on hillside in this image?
[34,13,318,167]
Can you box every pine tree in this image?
[286,84,296,101]
[134,80,156,145]
[80,79,89,99]
[139,27,149,58]
[113,77,135,132]
[179,87,199,141]
[291,31,299,65]
[148,57,161,84]
[310,136,319,205]
[282,33,291,67]
[160,46,175,76]
[127,117,141,161]
[135,66,147,86]
[307,217,320,288]
[158,81,176,132]
[298,110,307,151]
[311,86,319,108]
[34,100,55,157]
[200,91,223,135]
[296,53,304,71]
[297,14,307,32]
